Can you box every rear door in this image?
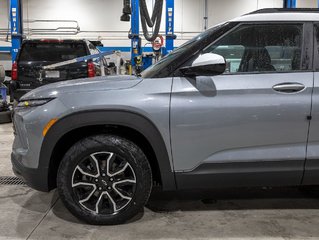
[304,23,319,184]
[171,22,314,189]
[17,41,89,88]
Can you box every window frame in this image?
[176,21,313,76]
[312,22,319,71]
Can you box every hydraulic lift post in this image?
[131,0,141,67]
[284,0,296,8]
[10,0,23,62]
[164,0,175,55]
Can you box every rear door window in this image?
[313,23,319,70]
[19,42,87,62]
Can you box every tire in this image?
[0,110,12,124]
[57,134,152,225]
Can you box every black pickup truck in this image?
[9,39,108,101]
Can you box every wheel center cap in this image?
[101,179,108,186]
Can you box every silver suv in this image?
[12,9,319,225]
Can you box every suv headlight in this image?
[17,98,54,108]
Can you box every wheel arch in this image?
[39,110,176,191]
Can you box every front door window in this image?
[204,24,303,74]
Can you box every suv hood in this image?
[21,75,143,100]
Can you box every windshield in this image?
[19,42,87,62]
[142,22,232,78]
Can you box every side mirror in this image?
[180,53,226,77]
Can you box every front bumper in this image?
[11,97,68,192]
[11,151,50,192]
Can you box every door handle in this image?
[272,83,305,93]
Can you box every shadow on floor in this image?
[147,186,319,212]
[9,186,319,239]
[46,186,319,224]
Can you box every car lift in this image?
[0,0,23,123]
[8,0,301,65]
[9,0,174,74]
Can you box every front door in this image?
[171,22,314,189]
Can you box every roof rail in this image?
[247,8,319,15]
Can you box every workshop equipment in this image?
[0,84,12,124]
[122,0,176,73]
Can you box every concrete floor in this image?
[2,123,319,239]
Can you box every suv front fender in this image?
[39,110,176,191]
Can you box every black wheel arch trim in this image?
[39,110,177,191]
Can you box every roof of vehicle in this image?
[231,8,319,22]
